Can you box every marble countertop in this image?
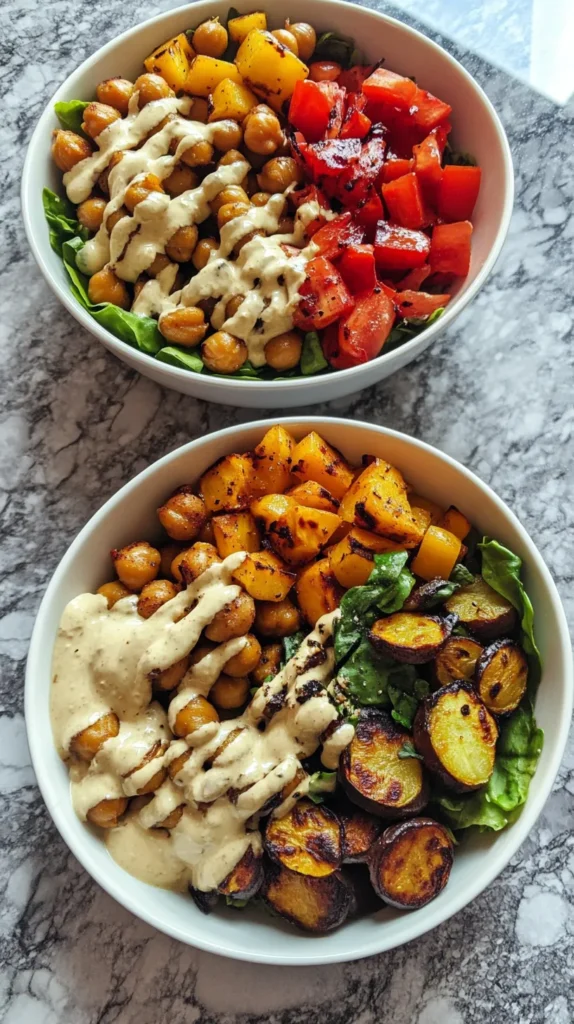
[2,0,574,1021]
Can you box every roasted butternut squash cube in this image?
[249,425,296,496]
[411,505,431,536]
[212,510,260,557]
[286,480,340,514]
[144,33,195,91]
[208,78,258,121]
[439,506,472,540]
[228,10,267,43]
[251,493,341,565]
[235,29,309,112]
[329,527,404,589]
[339,460,424,547]
[199,454,254,514]
[233,550,294,601]
[291,431,354,501]
[296,559,343,626]
[411,525,461,581]
[409,493,444,526]
[184,55,243,97]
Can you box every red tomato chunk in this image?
[375,222,431,271]
[311,214,364,260]
[430,221,473,276]
[395,290,451,318]
[438,165,482,221]
[382,172,427,229]
[362,68,418,110]
[336,287,396,367]
[293,256,354,330]
[289,80,332,142]
[338,244,377,294]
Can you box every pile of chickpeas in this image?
[50,16,325,376]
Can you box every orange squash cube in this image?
[291,431,354,501]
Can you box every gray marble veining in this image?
[1,0,574,1021]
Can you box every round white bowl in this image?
[26,418,572,964]
[22,1,513,408]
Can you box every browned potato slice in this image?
[189,886,219,914]
[344,865,384,917]
[475,639,528,715]
[218,845,264,900]
[445,576,517,640]
[338,804,384,863]
[413,682,498,791]
[340,709,428,818]
[265,798,342,877]
[262,864,352,932]
[434,635,484,687]
[369,818,453,909]
[369,612,455,664]
[69,712,119,761]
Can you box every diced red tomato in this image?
[413,132,443,205]
[340,94,371,140]
[354,190,384,240]
[338,244,377,294]
[395,289,451,318]
[311,213,364,260]
[293,256,354,330]
[310,61,342,82]
[334,286,396,367]
[378,281,397,300]
[338,64,375,91]
[380,157,414,183]
[362,68,417,111]
[382,172,426,229]
[302,138,362,179]
[429,221,472,276]
[319,81,347,138]
[346,134,387,206]
[410,87,452,131]
[289,80,332,142]
[396,264,431,290]
[375,221,431,271]
[437,165,482,221]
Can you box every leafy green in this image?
[225,895,249,908]
[282,631,307,665]
[54,99,90,134]
[42,187,88,256]
[451,563,474,585]
[313,30,363,68]
[409,578,459,609]
[334,551,415,664]
[385,307,446,353]
[443,142,477,167]
[398,740,424,761]
[156,346,205,372]
[338,637,417,706]
[308,771,337,804]
[301,331,328,375]
[479,537,541,692]
[388,677,429,729]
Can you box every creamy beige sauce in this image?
[51,554,352,892]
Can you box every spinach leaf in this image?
[451,563,474,585]
[385,307,446,353]
[225,895,249,908]
[338,637,417,706]
[54,99,90,134]
[313,30,363,68]
[388,677,429,729]
[156,346,205,372]
[335,551,415,664]
[301,331,328,375]
[398,740,424,761]
[42,187,88,256]
[443,141,477,167]
[308,771,337,804]
[282,631,307,665]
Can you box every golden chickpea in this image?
[201,331,247,374]
[217,201,251,229]
[163,164,198,197]
[205,592,256,642]
[158,805,184,829]
[70,712,120,762]
[124,172,165,213]
[217,148,245,167]
[224,634,262,676]
[88,267,130,309]
[158,487,207,541]
[189,642,216,667]
[251,643,282,685]
[112,540,161,591]
[134,72,174,106]
[148,253,171,276]
[96,77,134,115]
[171,541,221,584]
[81,101,121,140]
[225,295,243,319]
[211,120,243,151]
[192,237,219,271]
[198,518,216,544]
[255,598,301,637]
[97,580,132,607]
[106,207,129,233]
[211,184,250,215]
[51,129,92,171]
[251,191,271,207]
[265,331,302,371]
[271,28,299,55]
[159,542,184,578]
[243,104,284,156]
[87,797,128,828]
[77,196,106,233]
[192,17,228,58]
[137,578,179,618]
[232,229,264,258]
[98,150,124,195]
[168,748,191,779]
[211,674,250,710]
[165,224,199,263]
[129,745,167,794]
[174,695,219,738]
[159,306,207,347]
[188,97,209,123]
[133,276,148,300]
[286,21,317,62]
[152,656,189,692]
[257,157,302,194]
[181,139,214,167]
[244,169,260,196]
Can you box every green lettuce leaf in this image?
[42,187,88,256]
[338,637,418,707]
[308,771,337,804]
[156,346,204,372]
[54,99,90,134]
[301,331,328,375]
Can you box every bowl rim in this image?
[21,0,514,395]
[25,416,573,964]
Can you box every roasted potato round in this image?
[368,818,454,909]
[434,635,484,687]
[262,863,352,933]
[338,803,384,863]
[369,612,456,664]
[218,845,263,900]
[445,576,517,640]
[413,682,498,791]
[475,639,528,715]
[265,799,342,877]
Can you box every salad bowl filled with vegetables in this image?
[26,418,572,963]
[22,1,513,407]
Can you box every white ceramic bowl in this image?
[26,418,572,964]
[22,1,513,408]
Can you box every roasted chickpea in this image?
[133,276,148,301]
[244,169,260,196]
[87,797,128,828]
[146,112,177,141]
[224,634,262,676]
[225,295,244,319]
[188,97,210,123]
[159,306,207,347]
[257,157,302,194]
[271,28,299,55]
[174,695,219,738]
[286,21,317,62]
[217,201,250,229]
[98,150,124,195]
[148,252,171,277]
[158,805,184,829]
[82,101,121,139]
[255,598,301,637]
[250,191,271,207]
[168,748,191,779]
[97,580,132,607]
[112,540,161,591]
[192,17,228,58]
[201,331,247,374]
[171,541,221,584]
[217,148,245,167]
[188,642,216,667]
[77,196,106,233]
[152,656,189,692]
[309,60,342,82]
[165,224,199,262]
[211,119,243,152]
[158,487,207,541]
[106,206,129,232]
[163,164,198,197]
[251,643,282,685]
[243,104,284,156]
[88,267,130,309]
[124,172,165,213]
[96,77,134,115]
[197,297,218,320]
[138,578,179,618]
[159,542,185,578]
[265,331,302,371]
[198,518,216,544]
[181,139,214,167]
[211,674,250,710]
[192,237,219,271]
[205,592,256,642]
[134,72,174,106]
[211,184,250,215]
[125,743,168,794]
[232,229,264,258]
[51,129,92,171]
[69,712,120,762]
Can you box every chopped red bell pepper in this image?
[410,87,452,131]
[354,190,384,240]
[318,81,347,138]
[362,68,417,111]
[375,221,431,271]
[382,172,426,229]
[380,157,414,183]
[293,256,354,330]
[430,221,472,276]
[338,65,375,91]
[311,213,364,260]
[302,137,363,179]
[396,264,431,290]
[413,131,444,205]
[340,94,371,140]
[395,289,451,318]
[288,80,332,143]
[338,244,377,294]
[437,165,482,221]
[335,286,396,367]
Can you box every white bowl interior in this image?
[22,0,513,407]
[25,418,572,964]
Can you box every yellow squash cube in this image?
[251,493,341,566]
[296,559,342,626]
[212,510,260,557]
[199,454,254,514]
[339,460,425,547]
[329,528,405,589]
[233,550,294,602]
[208,78,258,121]
[144,33,195,91]
[228,11,267,43]
[291,431,354,501]
[184,55,243,97]
[250,425,296,496]
[235,29,308,111]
